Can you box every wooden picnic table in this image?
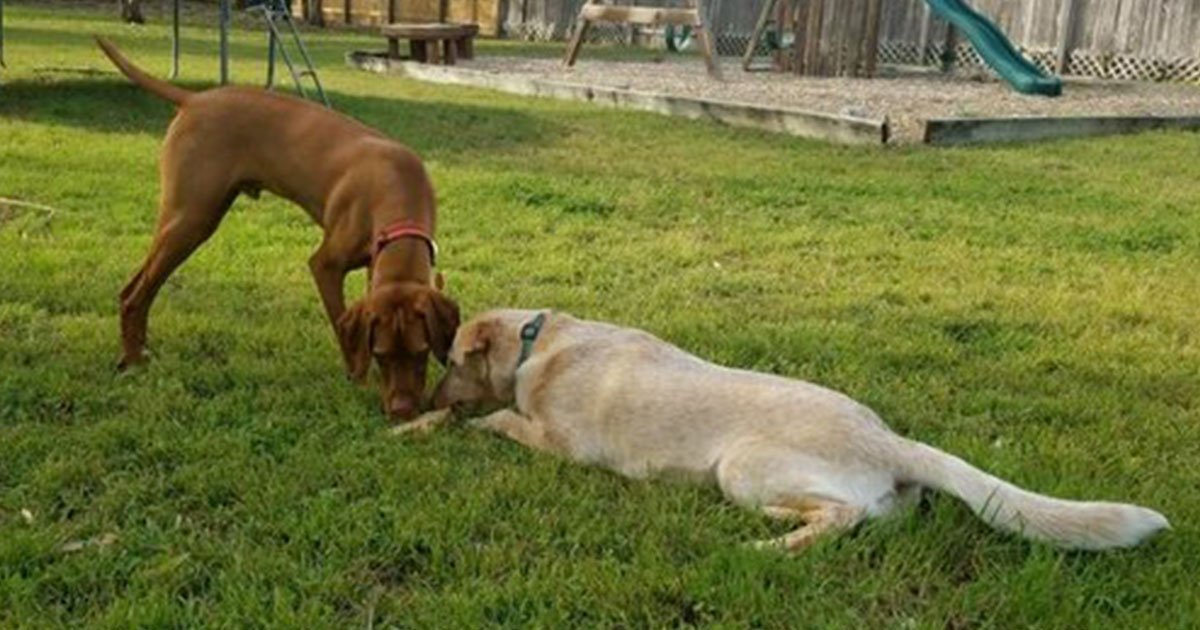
[382,22,480,65]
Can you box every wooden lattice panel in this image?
[1108,55,1161,81]
[1161,58,1200,83]
[509,22,559,41]
[878,41,923,65]
[1065,52,1106,78]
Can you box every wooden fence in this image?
[875,0,1200,81]
[296,0,505,35]
[314,0,1200,81]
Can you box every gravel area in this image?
[461,57,1200,143]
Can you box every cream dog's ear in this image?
[463,319,498,357]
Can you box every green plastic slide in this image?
[925,0,1062,97]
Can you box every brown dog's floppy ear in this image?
[423,292,461,365]
[337,301,374,382]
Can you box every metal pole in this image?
[1,0,7,70]
[219,0,230,84]
[266,23,277,88]
[170,0,180,79]
[283,9,330,106]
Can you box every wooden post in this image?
[917,1,932,65]
[562,0,596,68]
[791,0,806,73]
[777,0,794,71]
[343,0,351,24]
[742,0,778,71]
[831,0,848,75]
[1055,0,1079,74]
[387,0,395,23]
[802,0,822,74]
[842,0,866,77]
[692,0,720,78]
[861,0,880,77]
[940,23,957,72]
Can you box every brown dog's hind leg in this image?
[118,188,237,370]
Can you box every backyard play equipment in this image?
[564,0,720,77]
[925,0,1061,96]
[248,0,329,105]
[743,0,1062,96]
[744,0,882,78]
[171,0,328,105]
[0,0,326,104]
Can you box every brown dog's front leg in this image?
[308,245,350,350]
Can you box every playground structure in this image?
[742,0,1062,96]
[563,0,720,77]
[743,0,882,78]
[167,0,327,105]
[0,0,328,104]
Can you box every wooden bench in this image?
[382,22,480,65]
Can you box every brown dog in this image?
[97,38,459,420]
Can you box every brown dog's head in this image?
[432,309,542,412]
[338,280,460,420]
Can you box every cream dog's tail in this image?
[95,36,192,105]
[891,437,1168,550]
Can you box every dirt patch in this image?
[460,56,1200,143]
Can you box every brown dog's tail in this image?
[95,36,192,105]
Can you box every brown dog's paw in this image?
[116,350,150,372]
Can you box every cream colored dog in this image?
[426,309,1169,551]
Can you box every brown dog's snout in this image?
[386,395,418,420]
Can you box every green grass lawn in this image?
[2,2,1198,626]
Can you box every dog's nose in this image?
[387,396,418,420]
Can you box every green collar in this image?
[517,312,547,368]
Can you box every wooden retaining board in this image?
[925,115,1200,145]
[346,52,889,146]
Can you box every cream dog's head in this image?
[431,309,546,413]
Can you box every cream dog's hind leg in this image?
[716,444,886,551]
[752,500,866,551]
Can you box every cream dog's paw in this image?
[390,409,453,437]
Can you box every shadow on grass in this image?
[0,76,557,157]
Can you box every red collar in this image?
[373,220,438,266]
